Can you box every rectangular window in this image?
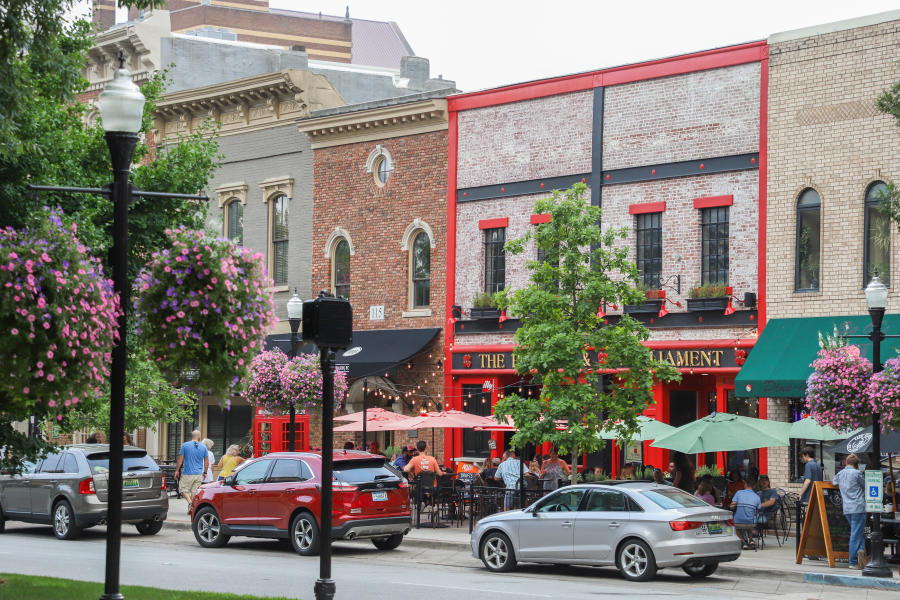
[635,213,662,289]
[206,404,253,458]
[484,228,506,294]
[701,207,729,285]
[272,195,289,286]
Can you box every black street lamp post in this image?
[29,54,207,600]
[286,289,303,451]
[302,291,352,600]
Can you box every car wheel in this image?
[682,562,718,578]
[290,512,320,556]
[53,500,81,540]
[371,534,404,551]
[480,531,517,573]
[192,507,229,548]
[617,539,657,582]
[135,519,164,536]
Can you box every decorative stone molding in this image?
[215,183,249,208]
[365,144,393,175]
[297,98,449,149]
[154,69,345,141]
[82,11,170,91]
[259,177,294,202]
[400,218,436,250]
[323,227,355,258]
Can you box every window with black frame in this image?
[636,213,662,289]
[271,194,289,286]
[701,206,729,285]
[226,199,243,246]
[795,189,821,291]
[484,228,506,294]
[333,239,350,299]
[864,181,890,286]
[411,231,430,307]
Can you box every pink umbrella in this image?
[334,407,408,422]
[334,413,416,432]
[474,414,568,432]
[391,409,496,430]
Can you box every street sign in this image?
[865,469,883,513]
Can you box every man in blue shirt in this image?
[799,446,823,505]
[176,430,209,510]
[731,476,762,549]
[495,450,522,510]
[833,454,867,569]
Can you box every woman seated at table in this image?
[726,469,744,501]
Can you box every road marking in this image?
[393,581,554,598]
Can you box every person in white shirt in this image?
[202,439,215,484]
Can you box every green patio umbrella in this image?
[789,417,856,441]
[597,415,676,442]
[650,412,791,454]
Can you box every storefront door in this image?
[669,391,697,428]
[462,384,491,458]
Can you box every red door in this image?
[256,458,318,530]
[220,458,272,526]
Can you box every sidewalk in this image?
[163,496,893,584]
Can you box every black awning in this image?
[264,328,440,379]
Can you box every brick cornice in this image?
[297,99,448,149]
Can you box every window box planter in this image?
[623,299,663,315]
[470,307,501,320]
[686,297,729,312]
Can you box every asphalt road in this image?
[0,521,880,599]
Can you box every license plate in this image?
[123,478,139,488]
[706,522,724,534]
[372,491,388,502]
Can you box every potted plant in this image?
[623,286,665,314]
[470,291,501,319]
[686,283,732,312]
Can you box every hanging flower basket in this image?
[868,357,900,428]
[805,346,872,432]
[0,208,121,421]
[245,350,349,413]
[133,229,275,396]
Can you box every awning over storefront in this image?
[734,315,900,398]
[265,328,440,379]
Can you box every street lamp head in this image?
[286,287,303,321]
[98,52,146,134]
[866,276,889,310]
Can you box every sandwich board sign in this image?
[796,482,850,568]
[865,469,883,513]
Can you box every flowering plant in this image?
[868,357,900,427]
[246,350,348,413]
[133,229,275,396]
[806,346,873,431]
[0,208,121,421]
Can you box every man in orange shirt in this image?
[403,441,441,479]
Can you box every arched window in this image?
[795,188,821,291]
[226,199,243,245]
[410,231,431,308]
[865,181,890,286]
[271,194,289,286]
[333,239,350,299]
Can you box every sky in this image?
[265,0,899,92]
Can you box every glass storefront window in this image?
[726,390,759,476]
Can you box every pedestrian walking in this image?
[202,438,215,484]
[175,430,209,511]
[215,444,245,481]
[833,453,867,569]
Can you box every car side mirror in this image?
[224,475,236,486]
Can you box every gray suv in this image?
[0,444,168,540]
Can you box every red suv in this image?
[190,451,411,555]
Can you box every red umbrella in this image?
[474,414,568,432]
[334,407,408,422]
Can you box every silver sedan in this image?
[471,481,740,581]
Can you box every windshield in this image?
[86,451,159,474]
[334,459,401,484]
[641,487,710,509]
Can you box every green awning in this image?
[734,315,900,398]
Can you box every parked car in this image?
[0,444,168,540]
[471,481,740,581]
[190,451,411,555]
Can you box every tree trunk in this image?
[570,446,579,484]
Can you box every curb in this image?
[804,572,900,590]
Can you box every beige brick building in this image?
[744,10,900,488]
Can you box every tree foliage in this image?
[876,75,900,229]
[492,184,680,476]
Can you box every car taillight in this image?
[334,482,358,491]
[161,475,167,491]
[79,478,95,495]
[669,520,703,531]
[398,479,408,489]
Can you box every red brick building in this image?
[445,43,769,477]
[297,93,449,460]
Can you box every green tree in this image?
[1,0,219,470]
[493,183,680,478]
[876,76,900,227]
